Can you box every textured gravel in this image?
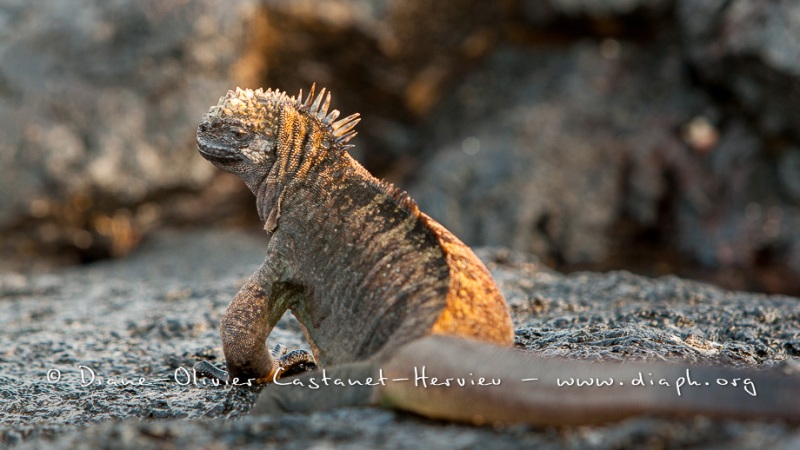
[1,229,799,449]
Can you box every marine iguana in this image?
[195,86,800,425]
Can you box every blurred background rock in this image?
[2,0,799,294]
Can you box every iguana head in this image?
[196,86,360,178]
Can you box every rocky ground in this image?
[2,229,798,449]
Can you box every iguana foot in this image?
[193,345,317,384]
[194,360,230,383]
[271,344,318,378]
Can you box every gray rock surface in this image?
[2,229,798,448]
[0,0,258,217]
[679,0,800,139]
[0,0,258,264]
[410,42,706,265]
[673,0,800,286]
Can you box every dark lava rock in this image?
[409,42,707,266]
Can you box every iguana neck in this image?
[250,151,351,224]
[236,169,273,223]
[251,107,351,223]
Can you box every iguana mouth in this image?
[196,139,241,162]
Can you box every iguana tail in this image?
[253,335,800,426]
[381,336,800,425]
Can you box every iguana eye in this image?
[230,127,248,141]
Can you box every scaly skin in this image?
[196,86,800,425]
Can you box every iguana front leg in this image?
[195,276,316,384]
[221,280,284,383]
